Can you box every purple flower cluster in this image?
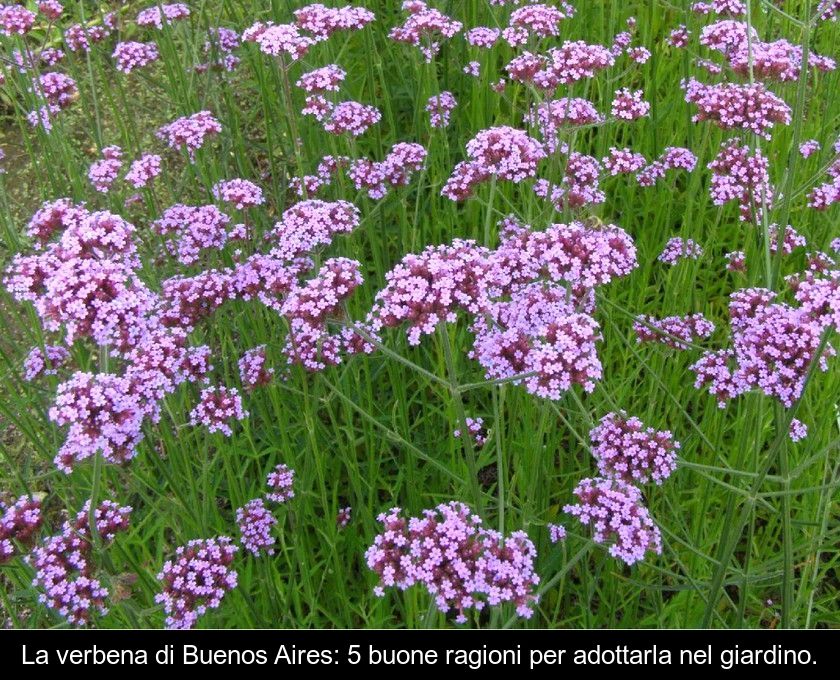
[212,178,264,209]
[389,2,462,62]
[426,91,457,128]
[156,111,222,160]
[136,3,190,30]
[788,418,808,442]
[506,41,614,90]
[683,79,791,139]
[453,417,487,448]
[293,4,375,41]
[611,88,650,121]
[236,499,277,555]
[297,64,346,93]
[113,41,160,74]
[1,495,42,563]
[346,142,427,198]
[155,537,238,629]
[524,98,604,154]
[564,477,662,565]
[153,203,232,266]
[634,313,715,350]
[658,237,703,265]
[267,199,360,261]
[266,463,295,504]
[590,412,680,485]
[365,501,540,622]
[23,344,70,381]
[243,22,315,61]
[548,523,566,544]
[238,346,274,390]
[88,145,123,193]
[0,4,35,35]
[337,506,352,528]
[709,139,774,221]
[28,499,131,625]
[125,153,162,188]
[189,385,248,437]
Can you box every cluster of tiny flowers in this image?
[709,139,774,221]
[296,64,346,92]
[198,27,241,73]
[124,154,162,188]
[212,178,264,209]
[281,258,363,371]
[243,21,316,60]
[389,2,462,62]
[238,346,274,390]
[443,126,545,200]
[236,499,277,556]
[345,142,427,199]
[682,79,791,140]
[564,477,662,565]
[788,418,808,442]
[818,0,840,21]
[658,237,703,265]
[153,203,232,266]
[791,270,840,334]
[505,41,614,90]
[308,100,381,137]
[336,506,352,528]
[49,372,145,473]
[692,0,746,15]
[466,26,499,48]
[370,239,495,345]
[503,3,574,46]
[800,140,821,158]
[23,344,70,381]
[590,412,680,485]
[611,88,650,121]
[768,224,807,255]
[293,4,375,41]
[266,464,295,504]
[634,313,715,350]
[725,250,747,272]
[667,25,690,48]
[0,4,35,35]
[524,98,604,154]
[365,501,540,622]
[28,499,131,625]
[426,91,457,128]
[1,495,42,563]
[603,147,647,175]
[453,417,487,448]
[112,41,160,74]
[189,386,248,437]
[627,46,651,64]
[268,199,360,261]
[88,146,123,193]
[136,3,190,29]
[471,283,603,400]
[155,537,238,630]
[463,60,480,77]
[691,290,832,408]
[156,111,222,160]
[548,523,566,543]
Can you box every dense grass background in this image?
[0,0,838,628]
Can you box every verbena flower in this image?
[189,385,248,437]
[564,477,662,565]
[426,91,457,128]
[266,463,295,504]
[658,237,703,265]
[236,499,277,555]
[23,344,70,381]
[453,417,487,448]
[1,495,42,563]
[156,111,222,160]
[136,3,190,29]
[238,345,274,390]
[112,41,160,74]
[212,178,265,209]
[365,501,540,622]
[634,313,714,350]
[155,537,237,629]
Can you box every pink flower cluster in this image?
[346,142,427,198]
[709,139,774,221]
[293,3,375,41]
[658,237,703,265]
[691,289,833,408]
[296,64,346,93]
[426,91,457,128]
[156,111,222,160]
[155,537,238,629]
[442,126,545,200]
[153,203,232,266]
[136,3,190,30]
[524,98,604,154]
[634,313,715,350]
[365,501,540,622]
[683,79,791,139]
[266,463,295,504]
[112,41,160,74]
[337,506,352,528]
[238,346,274,390]
[268,199,360,261]
[611,88,650,121]
[0,4,35,35]
[189,385,248,437]
[389,2,462,62]
[236,499,277,555]
[453,417,487,448]
[125,153,162,188]
[88,145,123,193]
[23,344,70,381]
[1,495,42,563]
[548,523,566,543]
[506,41,614,90]
[28,499,131,625]
[564,477,662,565]
[503,3,574,46]
[590,412,680,485]
[466,27,499,48]
[212,178,264,209]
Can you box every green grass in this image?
[0,0,838,629]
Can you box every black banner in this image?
[4,629,835,672]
